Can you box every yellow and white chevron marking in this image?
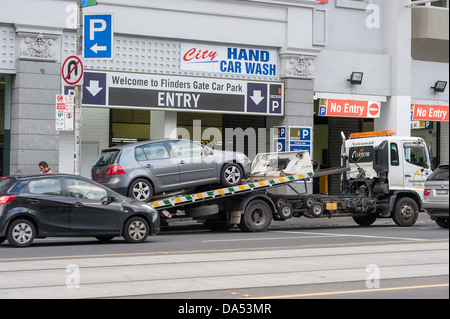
[151,171,314,210]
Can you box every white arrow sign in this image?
[86,80,103,96]
[90,43,107,53]
[250,90,264,105]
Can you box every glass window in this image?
[140,142,170,161]
[428,165,449,181]
[390,143,399,166]
[168,140,203,157]
[65,178,108,201]
[94,150,120,166]
[27,178,62,195]
[404,143,428,168]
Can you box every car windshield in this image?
[94,150,120,166]
[428,165,449,182]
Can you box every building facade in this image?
[0,0,448,194]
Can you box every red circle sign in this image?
[369,103,379,116]
[62,56,84,86]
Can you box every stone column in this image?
[10,28,61,174]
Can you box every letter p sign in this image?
[90,19,107,40]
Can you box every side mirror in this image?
[102,194,116,205]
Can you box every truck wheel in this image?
[392,197,419,227]
[308,202,323,218]
[277,203,294,220]
[238,200,272,232]
[204,220,235,232]
[353,214,377,226]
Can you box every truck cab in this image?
[344,130,432,200]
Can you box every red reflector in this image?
[107,164,125,175]
[0,196,16,205]
[424,189,431,196]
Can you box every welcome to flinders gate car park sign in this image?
[64,71,284,116]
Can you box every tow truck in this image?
[150,130,432,231]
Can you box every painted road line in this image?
[252,284,449,299]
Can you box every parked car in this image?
[91,139,251,202]
[423,163,449,228]
[0,174,160,247]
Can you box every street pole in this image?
[74,0,83,175]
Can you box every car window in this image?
[428,166,449,182]
[27,178,62,195]
[65,178,108,201]
[168,140,203,157]
[139,142,170,161]
[94,150,120,166]
[404,143,427,168]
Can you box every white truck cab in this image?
[344,130,432,201]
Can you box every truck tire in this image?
[238,199,272,232]
[277,203,294,220]
[392,197,419,227]
[308,202,323,218]
[353,214,377,226]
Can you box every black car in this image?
[0,174,160,247]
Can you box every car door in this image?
[167,140,218,187]
[63,177,122,234]
[21,177,72,234]
[402,141,432,199]
[136,142,180,192]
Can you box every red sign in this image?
[412,105,449,122]
[320,99,381,118]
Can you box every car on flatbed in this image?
[91,139,251,202]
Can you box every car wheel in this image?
[435,218,449,229]
[221,163,243,187]
[7,219,35,248]
[123,217,149,243]
[128,178,153,202]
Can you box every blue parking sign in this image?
[84,14,113,59]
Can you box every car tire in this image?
[123,217,150,243]
[435,218,449,229]
[392,197,419,227]
[0,237,6,245]
[128,178,153,202]
[221,163,243,187]
[7,219,36,248]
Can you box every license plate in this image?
[437,189,448,195]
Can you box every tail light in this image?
[424,189,431,196]
[107,164,125,175]
[0,195,16,205]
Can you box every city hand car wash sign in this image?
[180,43,278,78]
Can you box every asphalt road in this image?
[0,213,448,303]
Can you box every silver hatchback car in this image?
[91,139,251,202]
[423,163,449,228]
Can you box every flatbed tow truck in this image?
[150,130,432,232]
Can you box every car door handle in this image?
[179,160,185,164]
[74,202,84,208]
[405,174,411,177]
[27,199,40,205]
[146,164,152,168]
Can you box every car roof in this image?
[3,174,89,180]
[100,138,194,152]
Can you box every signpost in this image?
[83,13,113,59]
